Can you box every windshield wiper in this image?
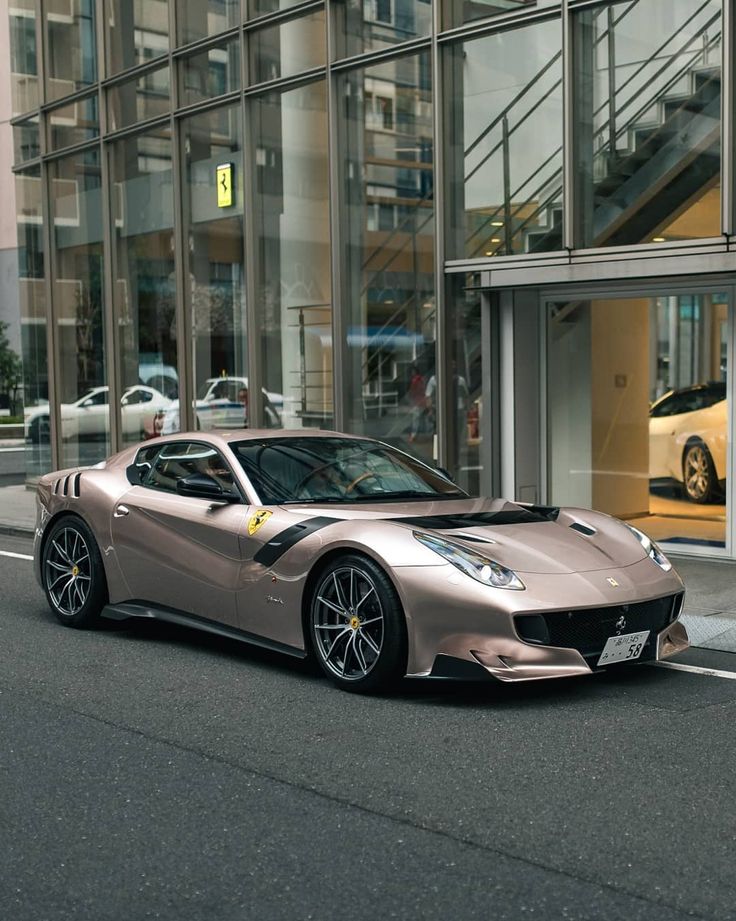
[348,489,466,502]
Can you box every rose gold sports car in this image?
[34,431,689,693]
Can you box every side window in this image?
[128,443,161,484]
[143,442,240,498]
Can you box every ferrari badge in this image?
[248,509,272,535]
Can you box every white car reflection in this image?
[161,377,282,434]
[25,386,172,444]
[649,382,726,503]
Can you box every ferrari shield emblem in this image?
[248,509,272,536]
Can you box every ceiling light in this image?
[491,221,503,227]
[491,238,501,243]
[653,236,666,243]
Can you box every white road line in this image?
[653,661,736,681]
[0,550,33,561]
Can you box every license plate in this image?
[596,630,650,667]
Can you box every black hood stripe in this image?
[392,508,559,529]
[253,516,338,567]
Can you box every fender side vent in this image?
[53,478,61,495]
[453,532,496,544]
[570,522,596,536]
[63,475,71,496]
[72,472,82,497]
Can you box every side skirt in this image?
[101,602,307,660]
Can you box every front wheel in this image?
[682,440,718,504]
[41,516,108,627]
[309,554,407,694]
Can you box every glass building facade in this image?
[10,0,736,559]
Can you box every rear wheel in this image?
[41,516,108,628]
[309,554,407,694]
[682,440,718,504]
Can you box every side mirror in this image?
[176,473,239,503]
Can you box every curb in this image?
[0,524,35,540]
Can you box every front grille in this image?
[515,593,682,663]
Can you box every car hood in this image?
[281,498,647,574]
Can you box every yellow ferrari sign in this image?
[216,162,234,208]
[248,509,272,536]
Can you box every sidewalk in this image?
[0,484,36,537]
[1,481,735,654]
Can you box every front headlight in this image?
[413,531,525,590]
[625,524,672,572]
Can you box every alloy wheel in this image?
[684,444,710,501]
[44,526,92,616]
[312,566,385,681]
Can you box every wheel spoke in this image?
[359,615,382,626]
[349,568,355,609]
[332,572,348,611]
[314,622,348,631]
[316,595,347,618]
[341,633,356,677]
[52,539,72,565]
[355,585,375,613]
[46,559,68,572]
[354,634,368,673]
[48,570,71,590]
[325,627,352,661]
[359,629,381,656]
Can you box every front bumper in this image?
[396,557,687,681]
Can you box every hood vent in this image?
[453,532,496,544]
[569,521,596,537]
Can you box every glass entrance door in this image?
[546,289,730,553]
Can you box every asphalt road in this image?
[3,534,736,921]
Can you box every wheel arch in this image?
[38,508,113,590]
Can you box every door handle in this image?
[114,504,130,518]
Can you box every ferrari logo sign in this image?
[216,162,234,208]
[248,509,272,536]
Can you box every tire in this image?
[682,440,718,504]
[309,554,407,694]
[41,516,108,628]
[29,415,50,445]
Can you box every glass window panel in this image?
[181,39,241,108]
[45,0,97,103]
[108,65,171,131]
[342,52,435,463]
[182,105,247,432]
[16,166,48,477]
[246,0,305,18]
[111,126,178,448]
[49,94,99,151]
[178,0,240,46]
[107,0,170,75]
[252,81,332,430]
[447,18,563,260]
[10,2,39,116]
[447,274,483,495]
[251,11,325,84]
[444,0,539,29]
[547,293,728,550]
[574,0,721,248]
[48,149,109,467]
[13,118,40,164]
[338,0,431,58]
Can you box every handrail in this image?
[359,0,719,379]
[466,9,721,254]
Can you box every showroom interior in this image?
[9,0,736,560]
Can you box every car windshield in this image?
[231,437,467,504]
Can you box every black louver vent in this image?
[54,473,82,498]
